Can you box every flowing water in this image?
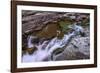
[22,24,84,62]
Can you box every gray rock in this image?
[22,10,37,17]
[53,35,90,60]
[22,12,65,34]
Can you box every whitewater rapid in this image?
[22,24,84,62]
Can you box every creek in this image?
[22,24,84,62]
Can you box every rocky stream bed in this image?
[22,10,90,62]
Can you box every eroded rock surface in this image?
[22,10,90,62]
[22,12,65,34]
[53,35,90,60]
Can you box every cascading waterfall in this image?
[22,24,84,62]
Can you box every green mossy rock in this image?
[58,20,73,33]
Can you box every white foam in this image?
[22,25,84,62]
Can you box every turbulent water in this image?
[22,24,84,62]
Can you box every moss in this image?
[58,20,73,33]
